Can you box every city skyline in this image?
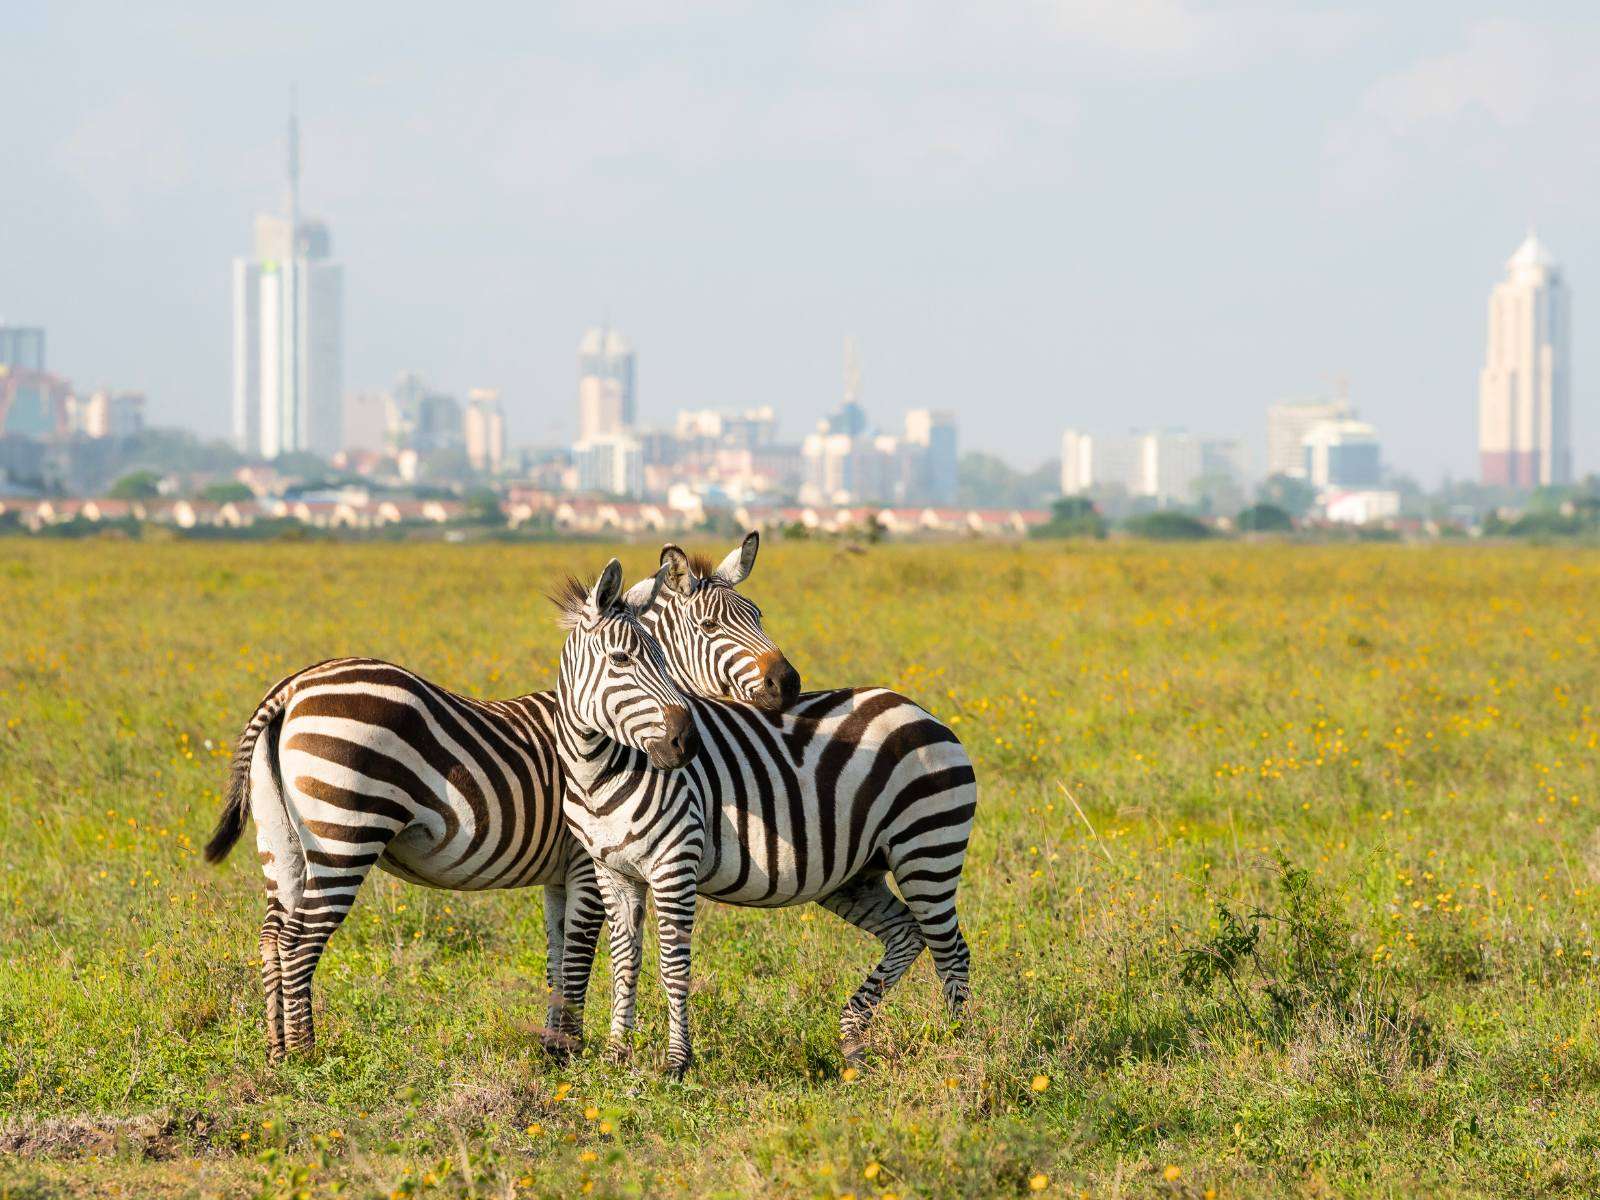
[3,5,1599,481]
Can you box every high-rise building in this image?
[1266,397,1350,479]
[1060,429,1225,506]
[0,368,70,438]
[341,391,391,455]
[829,336,869,436]
[577,327,635,443]
[1303,419,1381,489]
[574,434,643,496]
[1200,438,1248,483]
[1060,430,1092,496]
[77,391,145,439]
[1479,232,1571,488]
[417,391,464,453]
[0,326,46,371]
[231,103,344,460]
[904,409,958,504]
[465,388,506,474]
[1140,431,1204,504]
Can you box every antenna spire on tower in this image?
[287,85,301,235]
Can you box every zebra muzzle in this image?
[751,652,801,712]
[647,705,700,769]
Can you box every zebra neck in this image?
[552,677,612,796]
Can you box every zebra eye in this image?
[699,619,718,633]
[608,651,630,667]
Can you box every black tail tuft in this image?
[204,760,251,864]
[206,676,296,864]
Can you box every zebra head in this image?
[555,559,701,770]
[626,530,802,714]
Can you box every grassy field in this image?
[1,540,1598,1199]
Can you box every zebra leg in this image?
[541,881,570,1054]
[893,867,972,1021]
[556,852,606,1051]
[594,864,647,1064]
[278,838,390,1057]
[816,872,926,1062]
[251,741,304,1064]
[650,872,698,1080]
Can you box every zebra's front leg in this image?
[594,864,647,1064]
[650,871,698,1080]
[540,881,572,1056]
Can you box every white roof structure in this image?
[578,327,632,355]
[1507,231,1556,274]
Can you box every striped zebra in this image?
[202,537,795,1063]
[555,560,977,1076]
[640,533,800,712]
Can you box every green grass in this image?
[1,540,1597,1198]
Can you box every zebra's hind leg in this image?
[259,902,291,1063]
[894,871,972,1022]
[278,837,390,1058]
[817,872,926,1062]
[541,881,571,1055]
[555,852,606,1055]
[252,744,304,1064]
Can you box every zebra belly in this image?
[378,823,576,891]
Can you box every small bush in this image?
[1122,511,1212,541]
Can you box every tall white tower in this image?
[232,97,344,459]
[1479,232,1571,488]
[576,326,635,443]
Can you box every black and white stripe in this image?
[203,539,787,1063]
[629,533,800,713]
[556,566,977,1074]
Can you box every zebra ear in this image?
[590,558,625,614]
[659,544,695,595]
[713,530,759,586]
[624,566,670,618]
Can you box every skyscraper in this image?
[465,388,506,474]
[1266,397,1351,479]
[577,327,635,442]
[1303,419,1381,489]
[904,409,958,504]
[232,102,344,459]
[0,326,46,371]
[1479,232,1571,488]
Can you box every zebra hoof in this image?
[841,1040,867,1067]
[540,1036,579,1062]
[539,1029,580,1062]
[603,1039,632,1066]
[664,1058,692,1081]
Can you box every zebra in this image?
[202,537,795,1063]
[554,559,977,1077]
[638,532,800,712]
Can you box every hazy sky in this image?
[4,2,1597,480]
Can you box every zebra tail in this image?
[205,675,296,864]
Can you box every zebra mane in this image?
[687,553,718,584]
[549,576,592,630]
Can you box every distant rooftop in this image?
[579,327,632,356]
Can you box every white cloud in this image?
[1041,0,1370,70]
[1322,19,1600,205]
